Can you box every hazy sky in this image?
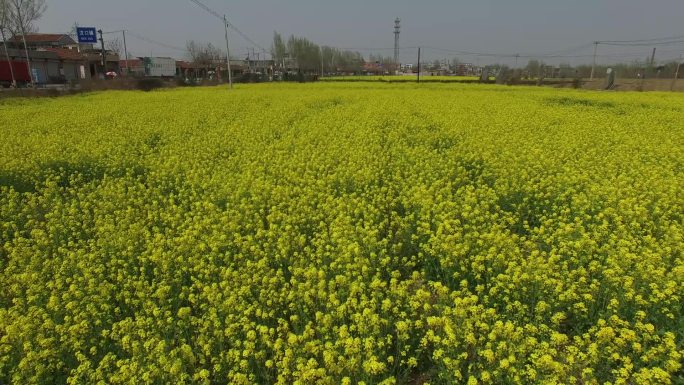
[38,0,684,66]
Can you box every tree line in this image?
[272,32,395,74]
[182,32,398,75]
[506,59,682,79]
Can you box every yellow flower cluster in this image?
[0,83,682,384]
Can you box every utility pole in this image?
[590,41,598,80]
[417,47,421,83]
[98,29,107,76]
[515,54,519,68]
[122,30,129,74]
[394,18,401,74]
[223,15,233,89]
[671,55,681,91]
[320,46,324,77]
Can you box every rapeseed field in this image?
[0,83,682,384]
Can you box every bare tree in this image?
[7,0,47,85]
[106,37,122,57]
[451,57,461,72]
[525,59,542,78]
[271,31,286,70]
[0,0,16,86]
[187,40,222,75]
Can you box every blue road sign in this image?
[76,27,98,43]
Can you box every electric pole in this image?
[590,41,598,80]
[122,30,129,74]
[671,56,681,91]
[262,49,269,76]
[98,29,107,76]
[394,18,400,74]
[223,15,233,89]
[417,47,421,83]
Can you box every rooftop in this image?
[10,33,76,44]
[41,48,86,61]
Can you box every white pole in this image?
[672,57,682,91]
[223,15,233,89]
[122,30,129,74]
[590,41,598,80]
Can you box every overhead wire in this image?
[599,34,684,44]
[89,11,682,65]
[125,31,186,52]
[187,0,268,53]
[599,40,684,47]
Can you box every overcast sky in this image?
[38,0,684,66]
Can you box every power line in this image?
[599,34,684,44]
[276,42,670,61]
[125,31,186,52]
[422,46,593,59]
[332,46,411,51]
[538,43,595,56]
[187,0,268,53]
[599,40,684,47]
[90,19,684,66]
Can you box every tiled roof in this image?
[42,48,86,61]
[10,33,72,43]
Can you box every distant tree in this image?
[106,37,122,57]
[0,0,9,35]
[367,54,395,73]
[187,40,223,76]
[451,57,461,69]
[271,31,286,69]
[6,0,46,85]
[271,30,366,75]
[287,35,321,72]
[320,45,335,74]
[525,59,542,77]
[6,0,43,36]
